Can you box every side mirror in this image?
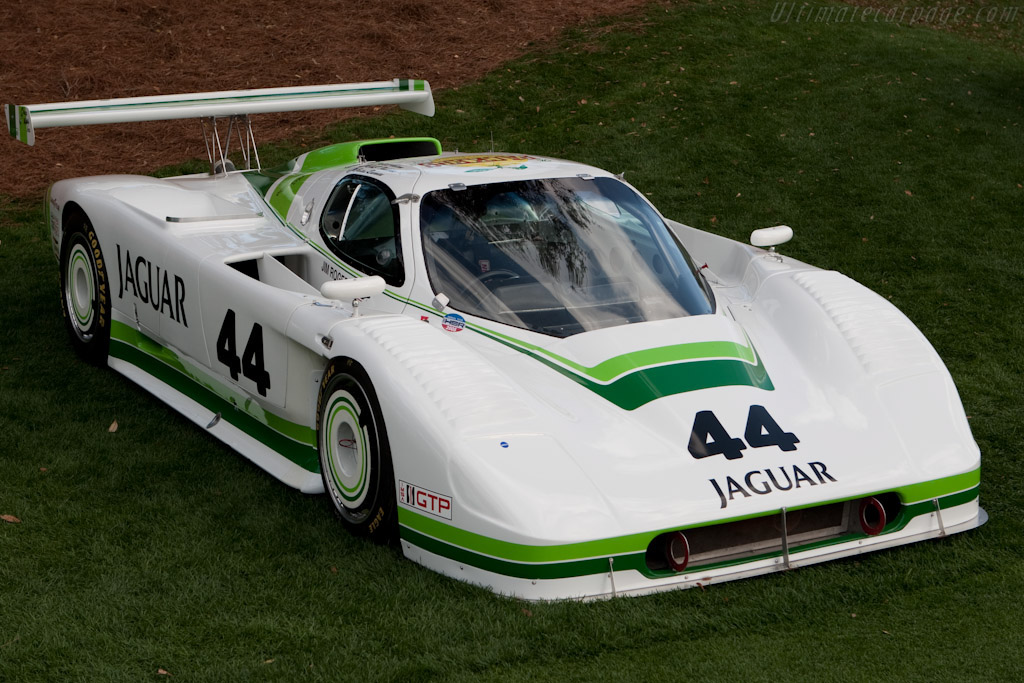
[320,276,386,316]
[750,225,793,248]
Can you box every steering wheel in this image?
[479,269,520,288]
[448,268,521,305]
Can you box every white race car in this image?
[7,80,985,599]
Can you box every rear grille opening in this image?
[645,493,902,573]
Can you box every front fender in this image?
[311,314,622,546]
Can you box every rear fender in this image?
[51,178,179,340]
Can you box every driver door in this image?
[316,174,415,316]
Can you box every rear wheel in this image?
[59,214,111,364]
[316,357,396,542]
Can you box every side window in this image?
[319,176,404,286]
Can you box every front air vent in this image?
[645,493,903,573]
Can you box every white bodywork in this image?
[42,150,983,600]
[20,78,981,599]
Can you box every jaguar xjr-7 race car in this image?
[6,79,985,599]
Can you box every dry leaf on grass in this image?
[157,668,171,676]
[2,514,22,524]
[108,420,118,433]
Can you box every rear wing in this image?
[5,78,433,146]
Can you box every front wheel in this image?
[59,214,111,364]
[316,357,396,543]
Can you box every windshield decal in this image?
[442,313,466,332]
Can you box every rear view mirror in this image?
[320,276,386,317]
[750,225,794,248]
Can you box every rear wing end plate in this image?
[5,78,433,146]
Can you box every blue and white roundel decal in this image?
[442,313,466,332]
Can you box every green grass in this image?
[2,1,1023,680]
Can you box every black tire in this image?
[59,213,111,364]
[316,357,397,542]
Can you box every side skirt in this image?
[107,355,323,494]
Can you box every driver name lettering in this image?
[710,462,836,509]
[116,244,188,327]
[321,260,349,281]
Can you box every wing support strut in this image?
[201,115,261,175]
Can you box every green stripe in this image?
[899,486,980,520]
[402,526,648,580]
[324,395,368,501]
[16,106,30,144]
[267,173,312,221]
[567,355,771,411]
[399,508,651,563]
[398,470,980,580]
[572,340,757,381]
[470,324,772,410]
[898,468,979,503]
[398,79,427,92]
[250,137,442,209]
[387,293,772,409]
[295,137,442,174]
[257,199,364,282]
[109,321,318,472]
[473,324,757,382]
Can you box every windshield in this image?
[420,176,714,338]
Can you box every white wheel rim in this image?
[67,243,95,337]
[322,388,370,508]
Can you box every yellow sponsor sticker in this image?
[422,154,534,168]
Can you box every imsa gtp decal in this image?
[399,481,452,520]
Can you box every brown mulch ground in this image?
[0,0,651,199]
